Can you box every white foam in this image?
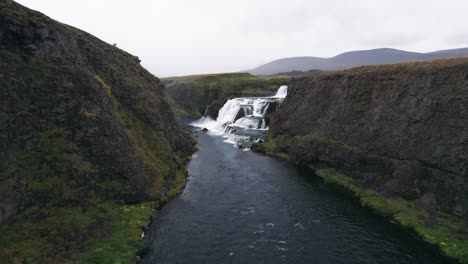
[190,117,221,134]
[273,85,288,98]
[190,85,288,146]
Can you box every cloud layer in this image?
[17,0,468,77]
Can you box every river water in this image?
[144,132,450,264]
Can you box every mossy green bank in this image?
[252,135,468,263]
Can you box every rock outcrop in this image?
[268,58,468,219]
[0,0,195,261]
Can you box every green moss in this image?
[315,169,468,263]
[164,93,191,120]
[165,169,189,200]
[254,136,289,160]
[94,75,112,95]
[1,2,195,263]
[0,104,186,263]
[0,54,186,264]
[0,201,155,264]
[8,128,95,209]
[116,108,175,193]
[78,202,155,264]
[117,106,189,201]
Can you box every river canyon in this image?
[143,130,451,264]
[1,1,467,263]
[143,87,454,263]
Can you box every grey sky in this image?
[16,0,468,77]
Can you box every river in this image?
[144,131,450,264]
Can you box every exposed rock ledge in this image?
[270,58,468,218]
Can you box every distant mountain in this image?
[248,48,468,75]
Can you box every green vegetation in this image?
[78,202,155,264]
[0,1,195,262]
[344,57,468,74]
[251,136,289,160]
[117,108,173,194]
[0,69,185,262]
[94,75,112,95]
[316,169,468,263]
[164,93,192,120]
[0,201,155,263]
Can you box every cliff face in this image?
[269,59,468,219]
[0,0,194,261]
[164,73,288,119]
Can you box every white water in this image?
[191,85,287,147]
[273,85,288,98]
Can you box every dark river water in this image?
[144,132,450,264]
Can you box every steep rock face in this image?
[0,0,195,225]
[269,59,468,219]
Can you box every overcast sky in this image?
[16,0,468,77]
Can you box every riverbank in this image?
[251,138,468,263]
[79,170,192,263]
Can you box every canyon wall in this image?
[0,0,195,261]
[268,59,468,219]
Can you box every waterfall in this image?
[191,85,287,147]
[273,85,288,98]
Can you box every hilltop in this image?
[248,47,468,75]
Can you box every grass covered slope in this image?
[315,169,468,263]
[0,1,195,262]
[163,73,288,119]
[253,58,468,262]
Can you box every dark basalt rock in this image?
[269,59,468,220]
[234,107,246,122]
[250,143,265,153]
[263,100,280,127]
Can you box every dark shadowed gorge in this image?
[161,58,468,263]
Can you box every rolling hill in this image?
[248,48,468,75]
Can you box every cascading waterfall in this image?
[273,85,288,98]
[191,85,287,148]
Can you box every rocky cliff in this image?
[260,58,468,261]
[0,0,195,262]
[269,58,468,217]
